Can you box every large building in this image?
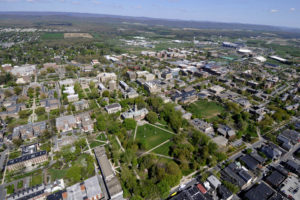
[12,121,46,140]
[62,175,104,200]
[56,115,77,132]
[105,103,122,114]
[94,147,123,200]
[121,105,148,121]
[6,150,48,171]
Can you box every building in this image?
[265,170,286,188]
[62,175,104,200]
[209,85,225,94]
[217,125,236,139]
[73,99,89,111]
[56,115,77,132]
[10,64,36,77]
[108,80,117,91]
[7,184,46,200]
[144,81,161,94]
[12,121,46,140]
[67,94,79,103]
[207,175,221,189]
[244,182,274,200]
[76,113,94,133]
[217,185,233,200]
[190,119,214,134]
[121,105,148,121]
[59,79,74,87]
[6,150,47,171]
[94,147,123,200]
[40,98,60,112]
[260,145,282,160]
[98,73,117,83]
[105,103,122,114]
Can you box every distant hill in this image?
[0,11,300,34]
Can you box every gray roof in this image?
[94,147,114,181]
[84,176,102,198]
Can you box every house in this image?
[6,150,48,171]
[121,105,148,121]
[221,162,253,189]
[240,154,259,171]
[283,159,300,175]
[191,119,214,135]
[105,103,122,114]
[56,115,77,132]
[265,170,286,187]
[217,125,236,139]
[217,185,233,200]
[73,99,89,111]
[260,145,282,160]
[94,147,123,200]
[207,175,221,189]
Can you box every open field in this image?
[136,124,174,151]
[187,99,224,119]
[64,33,93,39]
[152,140,173,156]
[41,32,64,40]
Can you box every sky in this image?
[0,0,300,28]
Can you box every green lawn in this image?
[96,133,106,141]
[136,124,174,151]
[41,32,64,40]
[17,180,23,189]
[187,99,224,119]
[30,174,43,187]
[90,141,105,148]
[49,169,67,181]
[152,140,173,156]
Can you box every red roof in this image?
[197,184,207,194]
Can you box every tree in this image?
[35,107,45,116]
[18,110,32,119]
[102,90,110,97]
[123,118,137,130]
[14,86,22,95]
[146,112,158,124]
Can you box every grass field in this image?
[49,169,67,181]
[152,140,173,156]
[41,32,64,40]
[30,174,43,187]
[90,141,105,148]
[136,124,174,151]
[187,99,224,119]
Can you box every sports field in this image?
[187,99,224,119]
